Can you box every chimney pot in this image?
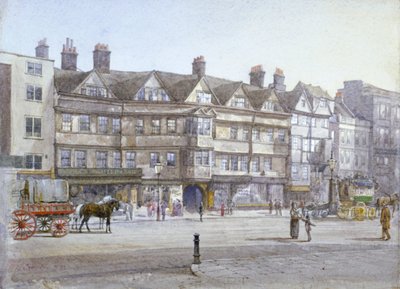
[192,55,206,79]
[249,65,265,88]
[61,37,78,71]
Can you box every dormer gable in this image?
[192,107,217,117]
[73,70,114,98]
[133,72,171,102]
[185,78,220,105]
[294,91,312,113]
[228,86,254,109]
[260,90,283,112]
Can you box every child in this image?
[303,214,316,242]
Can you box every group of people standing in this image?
[290,201,316,242]
[269,199,283,216]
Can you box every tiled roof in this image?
[54,68,91,93]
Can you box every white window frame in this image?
[79,115,90,132]
[26,84,42,101]
[75,150,87,168]
[25,116,41,138]
[62,114,72,132]
[60,149,71,168]
[25,154,42,169]
[96,151,108,168]
[167,152,176,166]
[126,151,136,168]
[26,62,42,76]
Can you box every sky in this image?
[0,0,398,95]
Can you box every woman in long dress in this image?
[290,202,302,239]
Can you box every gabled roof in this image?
[103,70,151,100]
[243,84,277,110]
[54,68,91,93]
[156,71,199,102]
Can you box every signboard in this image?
[58,168,141,177]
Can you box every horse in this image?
[79,199,119,233]
[71,204,84,230]
[100,196,134,222]
[377,193,399,213]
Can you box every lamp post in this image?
[327,151,337,214]
[154,162,163,221]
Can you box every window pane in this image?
[136,119,144,135]
[112,118,120,134]
[27,85,34,100]
[79,115,90,131]
[98,116,108,133]
[126,152,136,168]
[76,151,86,168]
[167,152,176,166]
[34,155,42,169]
[35,87,42,100]
[113,151,121,168]
[34,63,42,76]
[26,117,33,137]
[25,155,33,168]
[61,150,71,167]
[27,62,35,74]
[33,118,41,137]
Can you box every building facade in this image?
[0,40,55,172]
[338,81,400,196]
[54,40,291,210]
[277,81,335,203]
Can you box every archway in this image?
[183,185,203,213]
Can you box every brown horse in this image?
[79,199,119,233]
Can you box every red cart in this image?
[8,179,74,240]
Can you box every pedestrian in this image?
[269,199,273,214]
[278,199,282,216]
[199,202,203,222]
[161,200,167,221]
[380,202,391,241]
[227,199,233,215]
[302,214,316,242]
[176,199,183,216]
[221,202,225,217]
[299,199,305,216]
[274,199,278,215]
[290,202,302,239]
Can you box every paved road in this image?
[2,211,399,289]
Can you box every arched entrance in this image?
[183,185,203,213]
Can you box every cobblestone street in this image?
[2,210,399,289]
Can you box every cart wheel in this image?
[37,216,51,232]
[8,210,37,240]
[321,210,328,218]
[51,218,69,237]
[367,207,376,220]
[337,207,347,219]
[311,210,317,217]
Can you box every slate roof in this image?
[54,68,289,112]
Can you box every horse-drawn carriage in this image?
[336,177,377,221]
[304,202,330,218]
[8,179,74,240]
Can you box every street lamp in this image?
[327,151,337,214]
[154,162,164,221]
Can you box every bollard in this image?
[193,233,201,264]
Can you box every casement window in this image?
[81,86,105,97]
[242,128,249,141]
[150,152,160,168]
[266,128,273,143]
[112,118,120,134]
[230,126,238,140]
[60,150,71,168]
[151,119,161,134]
[148,88,158,101]
[25,117,41,138]
[167,119,176,133]
[79,115,90,132]
[292,136,301,150]
[62,114,72,131]
[220,155,229,171]
[291,114,298,124]
[161,90,170,101]
[167,152,176,166]
[233,97,246,108]
[25,154,42,169]
[302,166,309,180]
[311,118,316,127]
[278,129,285,142]
[252,156,260,172]
[125,151,136,168]
[264,157,272,171]
[186,117,211,136]
[113,151,121,168]
[195,151,209,166]
[27,62,42,76]
[98,116,108,133]
[26,85,42,101]
[135,88,145,101]
[240,156,248,171]
[136,119,144,135]
[96,151,108,168]
[303,139,309,151]
[291,165,299,179]
[263,101,275,111]
[231,155,239,171]
[252,128,260,141]
[75,151,87,168]
[196,91,212,104]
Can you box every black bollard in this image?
[193,233,201,264]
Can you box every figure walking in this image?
[380,203,391,241]
[302,214,316,242]
[199,202,203,222]
[269,199,273,214]
[221,203,225,217]
[161,200,167,221]
[290,202,302,239]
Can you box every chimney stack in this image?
[61,38,78,71]
[249,65,265,88]
[270,67,286,92]
[35,38,49,59]
[192,56,206,79]
[93,43,111,74]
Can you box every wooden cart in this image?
[8,179,74,240]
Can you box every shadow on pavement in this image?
[348,237,384,242]
[245,237,306,243]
